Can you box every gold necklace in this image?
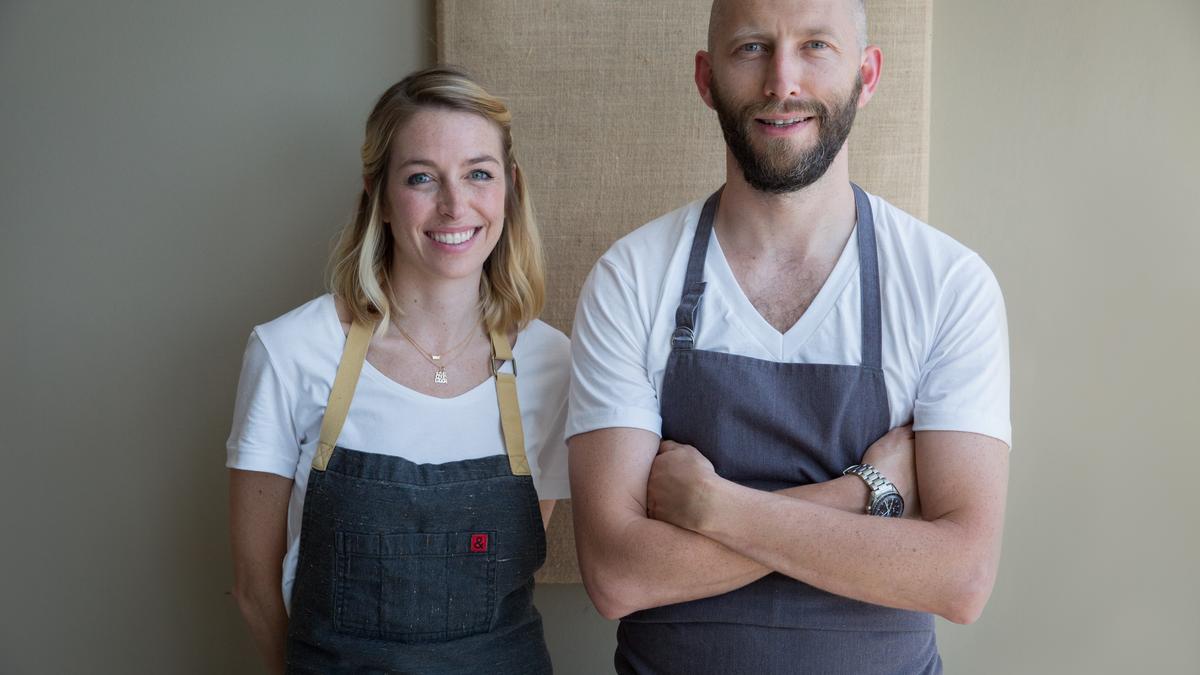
[390,318,479,385]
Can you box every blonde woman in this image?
[227,66,568,674]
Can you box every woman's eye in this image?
[406,173,433,186]
[468,169,494,181]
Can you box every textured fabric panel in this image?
[850,0,932,220]
[437,0,932,583]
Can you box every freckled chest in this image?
[726,251,838,334]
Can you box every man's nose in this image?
[764,51,802,101]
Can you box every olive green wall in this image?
[2,1,1197,673]
[0,1,433,672]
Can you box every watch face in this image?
[873,493,904,518]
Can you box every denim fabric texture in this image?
[287,449,550,674]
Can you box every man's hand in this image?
[570,427,776,619]
[646,440,721,531]
[861,424,921,518]
[571,427,936,619]
[649,425,920,531]
[688,431,1009,624]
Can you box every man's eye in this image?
[739,42,767,53]
[807,41,829,50]
[468,169,493,181]
[406,173,433,185]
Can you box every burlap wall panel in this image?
[438,0,931,583]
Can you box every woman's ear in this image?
[509,162,522,200]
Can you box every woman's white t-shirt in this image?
[226,294,571,610]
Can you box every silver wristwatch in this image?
[842,464,904,517]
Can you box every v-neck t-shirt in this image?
[567,189,1011,448]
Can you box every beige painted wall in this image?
[2,1,1197,673]
[930,1,1200,672]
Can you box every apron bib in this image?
[286,321,551,674]
[617,185,941,675]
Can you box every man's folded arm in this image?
[679,430,1008,624]
[569,425,877,620]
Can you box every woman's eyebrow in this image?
[397,155,500,169]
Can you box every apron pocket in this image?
[334,530,497,643]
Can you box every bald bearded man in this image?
[567,1,1011,673]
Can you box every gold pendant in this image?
[434,367,448,384]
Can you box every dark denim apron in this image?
[286,321,551,674]
[616,185,941,674]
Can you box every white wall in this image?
[2,1,1196,673]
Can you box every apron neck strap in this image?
[851,183,883,370]
[672,188,722,350]
[312,318,374,471]
[310,319,530,477]
[490,330,531,476]
[671,183,883,370]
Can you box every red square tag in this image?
[470,533,489,553]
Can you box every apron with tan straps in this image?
[286,320,551,674]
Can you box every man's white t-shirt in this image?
[227,294,571,610]
[567,190,1011,447]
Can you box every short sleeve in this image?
[532,389,571,500]
[226,332,303,477]
[913,254,1012,447]
[567,258,663,439]
[527,330,572,500]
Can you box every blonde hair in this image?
[328,65,545,335]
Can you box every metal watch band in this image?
[843,463,904,516]
[843,463,892,491]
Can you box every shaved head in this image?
[707,0,869,52]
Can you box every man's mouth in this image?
[427,227,481,245]
[756,116,814,128]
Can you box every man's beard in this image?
[711,75,863,194]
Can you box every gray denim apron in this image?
[286,321,551,674]
[616,185,941,674]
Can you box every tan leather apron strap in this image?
[312,318,374,471]
[490,330,530,476]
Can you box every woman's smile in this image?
[426,226,483,248]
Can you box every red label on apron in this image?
[470,533,489,553]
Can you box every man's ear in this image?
[695,50,717,110]
[856,45,883,108]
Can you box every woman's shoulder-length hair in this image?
[328,65,545,335]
